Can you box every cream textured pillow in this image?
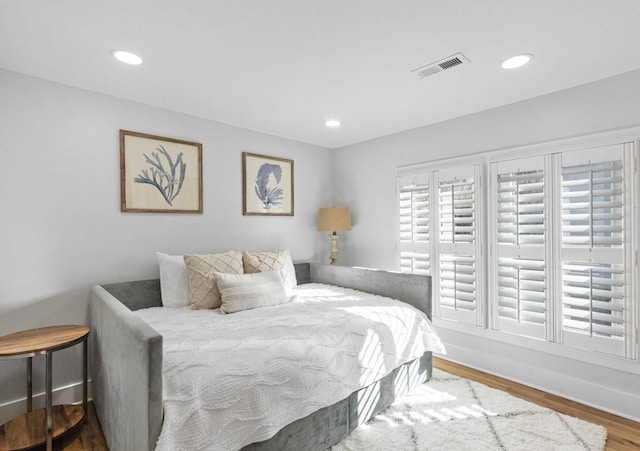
[242,249,297,292]
[215,271,289,314]
[184,252,244,309]
[156,252,190,308]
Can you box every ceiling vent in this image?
[413,53,469,79]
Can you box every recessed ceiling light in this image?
[325,120,341,128]
[110,49,143,65]
[501,54,533,69]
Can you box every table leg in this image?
[83,337,88,423]
[46,350,53,451]
[27,356,33,412]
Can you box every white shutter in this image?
[560,145,628,357]
[440,254,476,311]
[438,177,475,244]
[497,258,545,322]
[397,173,430,275]
[562,161,623,248]
[562,262,624,338]
[491,156,547,339]
[497,169,545,246]
[436,165,481,325]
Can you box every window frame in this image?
[435,164,484,326]
[397,172,431,276]
[395,127,640,366]
[488,154,551,341]
[397,156,485,327]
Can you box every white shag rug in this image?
[331,368,607,451]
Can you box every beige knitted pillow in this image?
[242,249,297,292]
[184,251,244,309]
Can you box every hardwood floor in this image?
[7,359,638,450]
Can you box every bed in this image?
[89,263,442,451]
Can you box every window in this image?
[559,145,630,357]
[490,155,548,340]
[397,137,638,360]
[436,165,482,326]
[397,164,483,326]
[397,173,430,275]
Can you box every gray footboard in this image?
[89,285,163,451]
[89,263,432,451]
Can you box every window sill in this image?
[433,317,640,375]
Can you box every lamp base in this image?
[329,232,338,265]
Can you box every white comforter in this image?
[134,283,445,451]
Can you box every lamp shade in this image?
[317,207,352,232]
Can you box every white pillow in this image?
[156,252,190,308]
[215,270,289,314]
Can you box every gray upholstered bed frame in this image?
[89,263,433,451]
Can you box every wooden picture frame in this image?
[242,152,294,216]
[120,130,203,213]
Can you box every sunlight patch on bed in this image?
[358,329,385,384]
[354,380,382,427]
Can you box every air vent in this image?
[413,53,469,79]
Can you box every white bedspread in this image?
[134,283,445,451]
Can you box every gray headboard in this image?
[102,263,311,311]
[102,262,431,319]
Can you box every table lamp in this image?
[317,207,352,265]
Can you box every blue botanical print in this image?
[134,145,186,206]
[254,163,283,209]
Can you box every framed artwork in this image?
[242,152,294,216]
[120,130,203,213]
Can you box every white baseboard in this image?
[0,380,93,425]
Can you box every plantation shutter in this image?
[436,165,481,325]
[560,144,630,357]
[397,173,430,275]
[491,156,548,339]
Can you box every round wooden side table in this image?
[0,325,89,451]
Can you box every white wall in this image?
[333,68,640,421]
[0,70,333,422]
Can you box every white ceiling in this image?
[2,1,640,149]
